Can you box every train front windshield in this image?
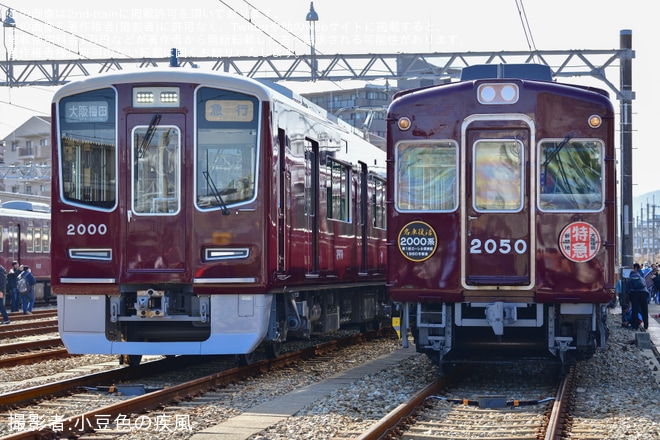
[58,87,117,210]
[539,139,604,211]
[195,87,259,210]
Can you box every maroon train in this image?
[0,202,51,304]
[51,68,388,365]
[386,64,616,370]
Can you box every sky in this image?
[0,0,656,205]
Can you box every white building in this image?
[0,116,51,204]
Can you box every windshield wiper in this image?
[541,134,584,208]
[542,134,572,168]
[137,114,161,158]
[202,171,230,215]
[541,134,573,188]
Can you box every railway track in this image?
[357,362,576,440]
[2,309,632,440]
[0,328,393,439]
[0,308,67,367]
[0,309,57,339]
[0,346,69,368]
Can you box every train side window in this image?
[7,225,17,253]
[58,87,117,210]
[473,140,524,212]
[372,176,386,229]
[395,141,458,212]
[42,227,50,253]
[326,159,351,222]
[539,139,604,211]
[27,226,34,253]
[34,227,42,253]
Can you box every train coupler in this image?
[135,289,168,317]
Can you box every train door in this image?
[358,162,368,273]
[277,129,288,273]
[304,139,320,275]
[462,117,533,292]
[125,114,186,275]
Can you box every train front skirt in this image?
[57,293,272,355]
[407,301,607,367]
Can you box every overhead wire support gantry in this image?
[0,48,630,98]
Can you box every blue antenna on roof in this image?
[170,48,179,67]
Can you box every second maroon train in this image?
[0,202,51,305]
[386,64,615,370]
[51,63,616,370]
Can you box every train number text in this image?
[66,223,108,236]
[469,238,527,254]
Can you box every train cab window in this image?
[132,125,181,215]
[473,140,524,212]
[539,139,604,211]
[195,87,258,210]
[326,159,351,222]
[57,88,117,210]
[395,141,458,212]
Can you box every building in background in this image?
[635,199,660,264]
[0,116,51,206]
[303,82,393,150]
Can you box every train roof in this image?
[2,200,51,213]
[53,68,385,174]
[459,64,553,81]
[53,69,367,138]
[0,206,50,220]
[393,63,610,101]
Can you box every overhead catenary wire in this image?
[240,0,313,53]
[219,0,355,92]
[0,3,133,59]
[216,0,297,56]
[514,0,540,61]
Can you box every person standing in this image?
[628,263,649,331]
[0,265,9,324]
[6,261,20,313]
[653,265,660,304]
[17,265,36,315]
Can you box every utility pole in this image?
[654,200,657,261]
[306,2,319,82]
[619,29,634,268]
[647,202,651,261]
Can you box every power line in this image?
[514,0,538,55]
[224,0,359,94]
[216,0,296,56]
[0,3,133,59]
[11,26,93,59]
[239,0,312,53]
[218,1,354,91]
[0,97,48,116]
[0,4,131,123]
